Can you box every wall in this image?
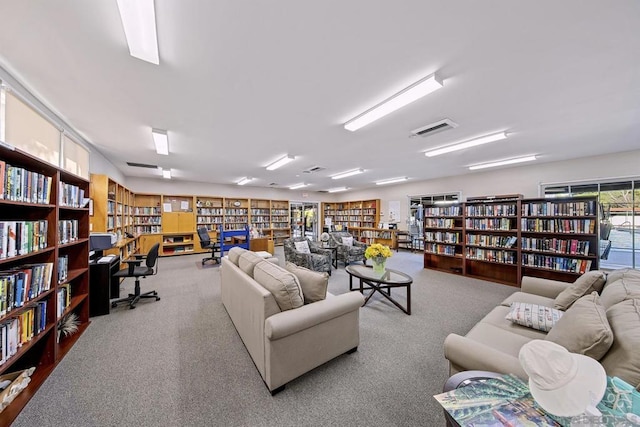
[90,149,126,183]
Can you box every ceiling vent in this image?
[269,182,279,186]
[302,165,326,174]
[410,119,458,138]
[127,161,159,169]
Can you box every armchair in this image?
[328,232,368,266]
[111,243,161,309]
[283,237,332,276]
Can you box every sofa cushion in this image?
[553,270,607,311]
[600,272,640,310]
[464,322,533,359]
[254,261,304,311]
[505,302,563,332]
[294,240,311,254]
[284,262,328,304]
[546,292,613,360]
[228,247,247,265]
[481,306,548,340]
[501,292,555,308]
[600,299,640,388]
[238,251,265,278]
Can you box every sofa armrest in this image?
[443,333,527,379]
[520,276,571,299]
[265,291,364,340]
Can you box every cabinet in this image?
[355,227,396,247]
[89,256,120,316]
[161,196,195,256]
[520,197,599,281]
[0,146,90,425]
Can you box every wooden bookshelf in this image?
[269,200,290,246]
[161,195,195,256]
[321,199,380,233]
[423,204,465,275]
[223,198,249,231]
[0,146,90,425]
[133,193,162,235]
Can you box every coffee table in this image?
[345,265,413,315]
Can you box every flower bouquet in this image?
[365,243,392,274]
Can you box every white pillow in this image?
[342,236,353,246]
[294,240,311,254]
[505,302,564,332]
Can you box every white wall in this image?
[90,149,126,183]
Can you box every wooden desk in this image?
[250,237,274,254]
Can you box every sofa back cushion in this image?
[546,292,613,360]
[600,270,640,310]
[600,299,640,388]
[238,251,265,278]
[284,262,328,304]
[553,270,607,311]
[254,261,304,311]
[228,247,247,265]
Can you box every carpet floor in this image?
[13,248,516,427]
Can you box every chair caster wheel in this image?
[111,302,117,308]
[129,305,136,309]
[156,297,161,301]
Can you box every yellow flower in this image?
[365,243,393,260]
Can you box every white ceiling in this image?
[1,1,639,192]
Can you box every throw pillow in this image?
[294,240,311,254]
[505,302,563,332]
[546,292,613,360]
[342,236,353,246]
[254,261,304,311]
[553,270,607,311]
[284,262,328,304]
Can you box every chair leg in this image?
[111,278,160,309]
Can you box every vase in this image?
[372,257,386,274]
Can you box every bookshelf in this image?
[520,196,599,281]
[133,193,162,235]
[321,199,380,233]
[269,200,290,246]
[356,227,396,247]
[0,146,90,425]
[223,198,249,231]
[250,199,271,234]
[196,196,224,232]
[423,204,465,275]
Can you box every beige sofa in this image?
[220,248,365,394]
[444,269,640,389]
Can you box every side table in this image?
[442,370,503,427]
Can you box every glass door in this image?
[290,202,319,241]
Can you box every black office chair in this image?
[111,243,161,309]
[197,227,220,265]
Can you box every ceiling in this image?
[0,1,639,193]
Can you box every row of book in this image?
[466,248,517,264]
[522,200,597,217]
[224,208,248,215]
[58,255,68,284]
[425,218,457,228]
[521,218,596,234]
[521,237,591,256]
[0,160,53,205]
[133,207,161,215]
[0,263,54,315]
[56,283,71,318]
[58,182,85,208]
[425,243,457,255]
[250,209,269,215]
[522,254,593,273]
[425,231,461,244]
[466,235,517,249]
[465,218,514,231]
[466,204,518,217]
[0,220,49,259]
[0,302,47,366]
[424,206,461,216]
[134,217,161,225]
[224,217,248,223]
[133,225,161,234]
[58,220,79,244]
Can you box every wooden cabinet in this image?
[138,233,163,256]
[0,146,90,425]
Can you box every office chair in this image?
[197,227,221,265]
[111,243,161,309]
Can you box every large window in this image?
[543,180,640,269]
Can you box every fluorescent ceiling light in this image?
[152,129,169,155]
[328,187,348,193]
[266,155,295,171]
[289,183,308,190]
[424,132,508,157]
[162,169,171,179]
[375,177,409,186]
[344,73,443,131]
[331,168,364,180]
[237,177,253,186]
[434,200,459,205]
[469,155,537,170]
[116,0,160,64]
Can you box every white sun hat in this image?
[518,340,607,417]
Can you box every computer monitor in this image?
[89,233,117,258]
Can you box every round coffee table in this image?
[345,264,413,314]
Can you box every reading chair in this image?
[111,243,161,309]
[197,227,221,265]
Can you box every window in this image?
[63,134,90,179]
[542,179,640,269]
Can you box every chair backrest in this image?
[146,243,160,270]
[197,227,211,245]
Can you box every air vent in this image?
[303,166,326,174]
[410,119,458,138]
[127,162,159,169]
[269,183,279,186]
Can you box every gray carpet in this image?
[13,248,516,427]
